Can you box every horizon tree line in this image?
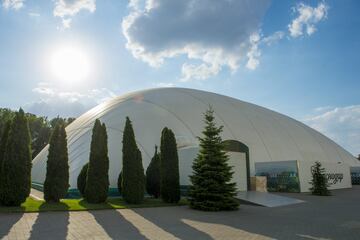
[0,108,75,160]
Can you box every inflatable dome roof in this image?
[32,88,359,189]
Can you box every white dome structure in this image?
[31,88,359,194]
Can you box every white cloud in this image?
[314,106,333,113]
[62,18,72,29]
[2,0,25,10]
[155,82,176,88]
[53,0,96,28]
[288,2,328,38]
[122,0,270,81]
[181,62,221,82]
[262,31,285,46]
[246,33,261,70]
[26,83,116,118]
[303,105,360,155]
[28,12,40,17]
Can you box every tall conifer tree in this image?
[160,127,180,203]
[117,171,123,195]
[189,107,239,211]
[146,146,161,198]
[84,120,109,203]
[0,120,11,179]
[121,117,145,204]
[0,109,32,206]
[43,123,69,202]
[77,163,89,197]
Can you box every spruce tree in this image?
[84,120,109,203]
[44,123,70,202]
[188,107,239,211]
[309,161,331,196]
[160,127,180,203]
[121,117,145,204]
[77,163,88,197]
[146,146,161,198]
[0,109,32,206]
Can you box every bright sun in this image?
[50,45,91,83]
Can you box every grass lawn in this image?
[0,197,188,213]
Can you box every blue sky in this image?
[0,0,359,155]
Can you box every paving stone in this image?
[0,186,359,240]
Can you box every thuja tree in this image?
[121,117,145,204]
[188,107,239,211]
[146,146,161,198]
[160,127,180,203]
[44,123,69,202]
[0,109,32,206]
[309,161,331,196]
[117,171,122,195]
[84,120,110,203]
[0,120,11,177]
[77,163,89,197]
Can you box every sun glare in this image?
[50,45,91,84]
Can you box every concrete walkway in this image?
[30,188,44,201]
[1,186,360,240]
[236,191,304,207]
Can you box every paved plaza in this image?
[1,186,360,240]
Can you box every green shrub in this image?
[146,146,161,198]
[160,127,180,203]
[121,117,145,204]
[0,109,32,206]
[44,123,69,202]
[84,120,109,203]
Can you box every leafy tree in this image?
[160,127,180,203]
[49,117,75,129]
[117,171,123,195]
[43,123,69,202]
[309,161,331,196]
[0,108,76,160]
[121,117,145,204]
[0,109,32,206]
[50,117,66,129]
[84,120,110,203]
[188,107,239,211]
[26,114,50,159]
[27,114,46,138]
[146,146,161,198]
[67,117,76,125]
[32,125,51,159]
[77,163,89,197]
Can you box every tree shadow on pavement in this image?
[134,206,213,240]
[29,202,69,240]
[0,212,24,239]
[89,209,147,240]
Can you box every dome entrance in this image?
[223,140,250,191]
